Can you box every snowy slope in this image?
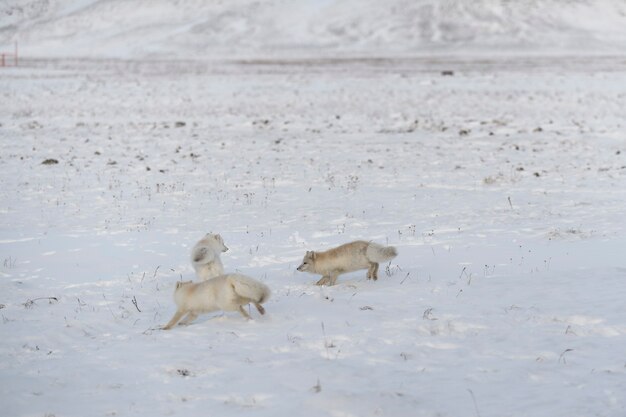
[2,0,626,58]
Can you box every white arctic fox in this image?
[190,233,228,280]
[297,240,398,286]
[163,273,271,329]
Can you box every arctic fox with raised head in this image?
[190,233,228,280]
[297,240,398,286]
[163,273,271,329]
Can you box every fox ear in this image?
[310,251,316,260]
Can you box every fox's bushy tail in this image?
[229,274,271,303]
[366,242,398,263]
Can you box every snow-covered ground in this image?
[2,1,626,417]
[2,54,626,417]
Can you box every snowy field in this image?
[3,1,626,413]
[1,53,626,417]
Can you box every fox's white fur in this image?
[297,240,398,286]
[191,233,228,281]
[163,274,271,329]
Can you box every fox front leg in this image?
[163,309,186,330]
[238,305,252,320]
[315,275,331,286]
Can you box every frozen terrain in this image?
[2,1,626,417]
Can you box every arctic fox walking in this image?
[297,240,398,286]
[190,233,228,280]
[163,273,271,329]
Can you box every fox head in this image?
[204,233,229,253]
[297,251,316,272]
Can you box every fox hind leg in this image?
[254,302,266,315]
[329,274,339,286]
[180,312,199,325]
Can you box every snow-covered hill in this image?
[2,0,626,59]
